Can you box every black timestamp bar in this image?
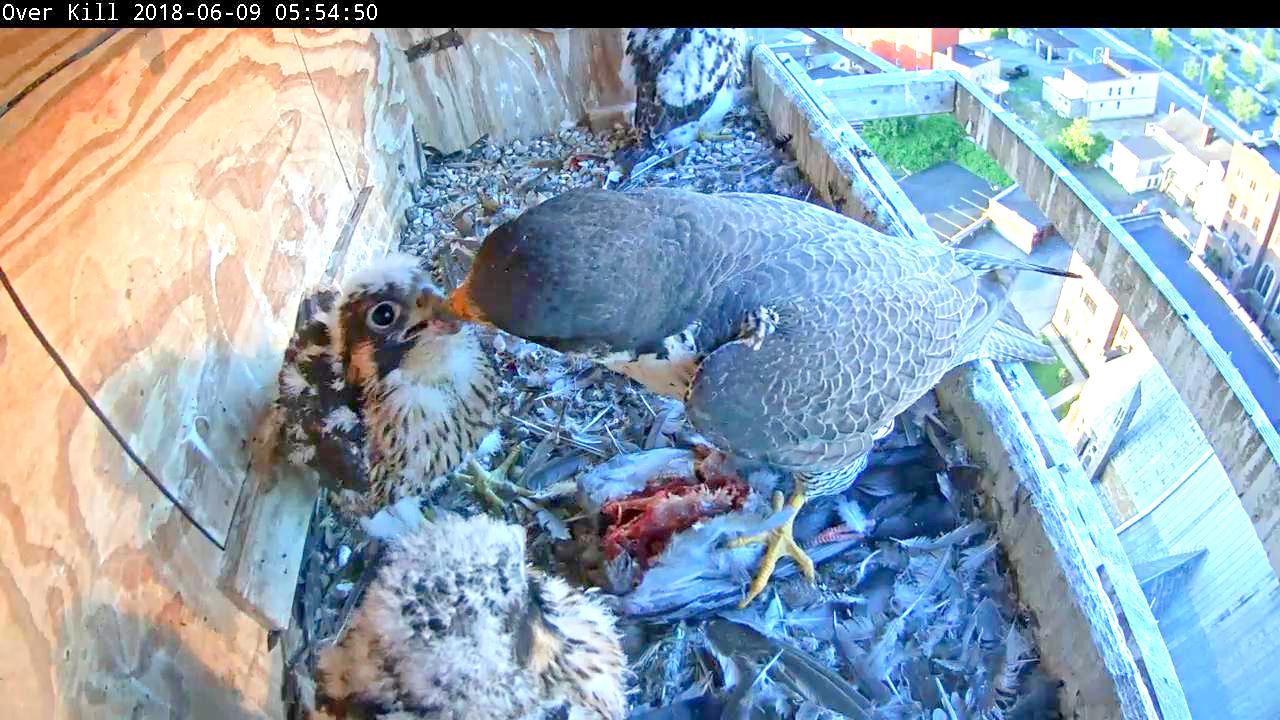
[0,0,382,25]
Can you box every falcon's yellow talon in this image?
[464,445,523,514]
[726,484,814,608]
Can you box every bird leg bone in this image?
[724,480,815,608]
[739,306,780,351]
[463,445,531,513]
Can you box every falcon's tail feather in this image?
[954,248,1081,280]
[969,302,1057,366]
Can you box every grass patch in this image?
[1026,357,1072,399]
[1053,398,1076,420]
[861,114,1014,189]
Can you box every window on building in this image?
[1259,264,1276,300]
[1229,194,1237,209]
[1108,87,1114,96]
[1251,180,1257,190]
[1130,86,1135,95]
[1233,230,1241,243]
[1082,289,1097,315]
[1242,206,1250,221]
[1253,217,1262,233]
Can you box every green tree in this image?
[1182,57,1203,83]
[1151,28,1174,64]
[1242,49,1259,79]
[1227,86,1262,123]
[1057,118,1107,165]
[1240,28,1257,45]
[1271,115,1280,138]
[1206,54,1229,99]
[990,28,1010,39]
[1265,29,1277,62]
[1260,68,1278,92]
[1191,28,1215,44]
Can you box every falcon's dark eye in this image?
[367,301,400,331]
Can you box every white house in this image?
[1147,105,1233,216]
[1042,49,1160,121]
[1100,135,1173,193]
[932,45,1009,98]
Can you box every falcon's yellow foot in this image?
[463,445,527,514]
[725,487,815,608]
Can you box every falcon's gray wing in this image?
[678,197,997,474]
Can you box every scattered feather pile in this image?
[281,91,1062,720]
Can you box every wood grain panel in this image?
[0,295,283,718]
[0,29,109,109]
[0,29,360,543]
[385,27,633,155]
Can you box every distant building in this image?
[1061,346,1280,720]
[1041,49,1160,121]
[842,28,960,70]
[1051,246,1149,376]
[1100,135,1173,193]
[1198,143,1280,335]
[931,44,1009,99]
[1148,105,1233,215]
[1011,28,1079,62]
[986,185,1056,254]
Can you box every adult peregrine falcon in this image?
[444,186,1078,607]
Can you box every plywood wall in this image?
[384,27,635,154]
[0,27,413,717]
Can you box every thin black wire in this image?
[0,265,224,549]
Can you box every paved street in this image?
[1124,217,1280,428]
[1089,28,1275,142]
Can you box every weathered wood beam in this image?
[753,42,1190,720]
[751,46,940,242]
[815,71,956,121]
[936,362,1188,720]
[948,71,1280,579]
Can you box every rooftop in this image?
[1116,135,1173,162]
[939,45,992,69]
[1155,108,1233,164]
[992,185,1051,227]
[1069,349,1213,507]
[1029,28,1078,49]
[1261,143,1280,172]
[1123,217,1280,427]
[1068,63,1123,83]
[895,161,997,241]
[1109,55,1160,75]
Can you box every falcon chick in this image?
[313,507,629,720]
[444,186,1079,607]
[614,28,748,181]
[626,27,748,147]
[269,252,512,518]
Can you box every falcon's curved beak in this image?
[402,286,464,341]
[444,278,490,325]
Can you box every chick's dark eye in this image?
[367,302,399,330]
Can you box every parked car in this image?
[1002,64,1029,80]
